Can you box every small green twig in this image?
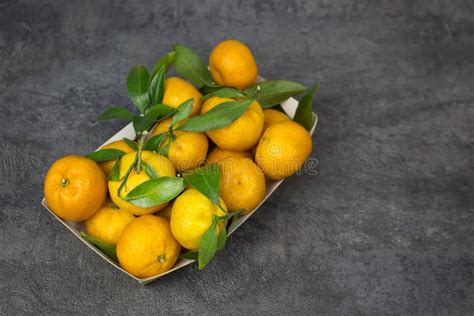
[216,206,245,221]
[218,203,227,214]
[135,131,148,174]
[117,132,148,195]
[157,133,167,149]
[117,157,136,195]
[159,127,175,156]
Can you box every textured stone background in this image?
[1,0,473,314]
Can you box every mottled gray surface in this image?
[1,0,473,314]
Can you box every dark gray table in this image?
[1,1,473,314]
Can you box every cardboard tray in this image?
[41,95,318,285]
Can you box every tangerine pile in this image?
[43,39,315,279]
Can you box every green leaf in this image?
[122,138,138,151]
[245,80,306,108]
[132,104,174,134]
[171,98,194,126]
[199,83,221,95]
[198,219,218,270]
[140,161,159,179]
[132,116,154,135]
[144,133,166,151]
[86,149,126,162]
[180,251,198,260]
[80,231,118,261]
[216,226,227,251]
[183,164,220,204]
[123,176,185,207]
[157,137,172,157]
[177,99,253,132]
[147,103,175,118]
[97,107,134,121]
[108,159,121,181]
[127,65,150,113]
[294,84,318,131]
[201,87,247,100]
[151,51,176,77]
[149,66,165,105]
[173,44,213,88]
[156,133,175,157]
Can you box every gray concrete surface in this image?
[1,0,473,314]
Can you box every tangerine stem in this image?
[157,254,166,263]
[60,178,69,187]
[117,158,135,196]
[135,131,148,174]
